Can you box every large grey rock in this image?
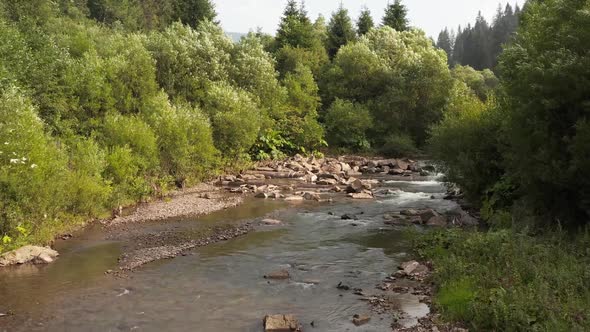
[0,246,59,266]
[419,209,439,223]
[264,314,301,332]
[395,159,410,171]
[346,179,364,193]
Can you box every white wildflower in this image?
[10,159,19,164]
[30,164,38,169]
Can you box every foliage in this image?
[500,0,590,227]
[415,228,590,331]
[451,65,498,101]
[379,133,419,157]
[428,83,505,204]
[447,3,521,69]
[203,82,261,160]
[322,27,452,148]
[356,7,374,36]
[324,99,372,151]
[326,5,356,58]
[382,0,409,32]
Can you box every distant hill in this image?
[225,32,247,43]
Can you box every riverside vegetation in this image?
[0,0,589,330]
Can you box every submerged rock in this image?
[264,269,290,280]
[352,314,371,326]
[264,314,301,332]
[0,245,59,267]
[263,219,282,225]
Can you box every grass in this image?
[414,228,590,331]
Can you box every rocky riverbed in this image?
[0,155,476,332]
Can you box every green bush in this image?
[324,98,372,151]
[379,133,418,157]
[500,0,590,226]
[0,87,73,249]
[64,136,111,216]
[144,93,219,185]
[101,113,158,172]
[428,82,505,204]
[203,82,261,160]
[415,228,590,331]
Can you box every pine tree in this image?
[326,4,356,58]
[382,0,409,31]
[357,6,374,36]
[275,0,317,49]
[436,28,453,66]
[172,0,216,28]
[452,26,464,66]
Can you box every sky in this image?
[213,0,519,39]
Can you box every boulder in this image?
[426,215,448,226]
[264,314,301,332]
[400,260,429,275]
[264,270,290,280]
[340,162,352,173]
[395,159,410,170]
[255,192,269,199]
[419,209,439,223]
[400,209,419,216]
[352,314,371,326]
[346,179,364,193]
[0,246,59,266]
[303,192,321,201]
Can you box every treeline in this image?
[0,0,499,251]
[437,3,521,69]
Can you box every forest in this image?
[0,0,589,330]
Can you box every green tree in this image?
[437,28,453,66]
[325,99,372,151]
[357,7,374,36]
[500,0,590,226]
[171,0,216,29]
[382,0,409,31]
[326,4,356,58]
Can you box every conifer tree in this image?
[437,28,453,66]
[326,4,357,58]
[382,0,409,31]
[172,0,217,28]
[357,6,374,36]
[275,0,317,49]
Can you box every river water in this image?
[0,175,457,332]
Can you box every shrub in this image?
[0,87,71,247]
[203,82,261,160]
[415,228,590,331]
[428,82,505,204]
[324,99,372,151]
[144,94,219,185]
[379,133,418,157]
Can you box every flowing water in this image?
[0,175,458,332]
